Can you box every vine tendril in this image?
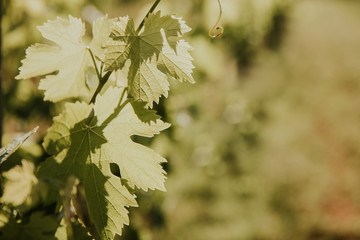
[209,0,224,38]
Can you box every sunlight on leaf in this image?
[105,12,194,107]
[39,87,170,239]
[89,15,114,60]
[16,16,90,102]
[1,159,47,210]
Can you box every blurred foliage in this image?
[2,0,360,239]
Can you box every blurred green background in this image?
[3,0,360,239]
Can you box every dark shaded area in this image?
[264,5,289,49]
[0,0,2,147]
[223,25,257,69]
[4,80,52,120]
[118,226,140,240]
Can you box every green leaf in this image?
[104,11,194,107]
[89,15,114,60]
[39,87,170,239]
[0,211,58,240]
[0,126,38,164]
[131,100,161,123]
[16,16,90,102]
[55,218,94,240]
[1,159,47,210]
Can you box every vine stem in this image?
[88,0,161,104]
[119,87,128,104]
[89,71,111,104]
[136,0,161,34]
[87,47,101,81]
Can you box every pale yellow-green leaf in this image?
[89,15,114,60]
[16,16,90,102]
[39,87,169,239]
[104,12,194,107]
[1,160,46,210]
[128,57,170,106]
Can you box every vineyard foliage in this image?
[3,0,360,240]
[1,6,193,240]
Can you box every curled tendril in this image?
[209,0,224,38]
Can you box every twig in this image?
[136,0,162,34]
[87,47,101,81]
[90,71,112,104]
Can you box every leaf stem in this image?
[119,87,128,104]
[100,62,104,77]
[87,47,101,81]
[87,47,111,104]
[119,99,130,113]
[90,71,112,104]
[136,0,161,34]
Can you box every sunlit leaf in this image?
[39,87,169,239]
[1,159,47,210]
[90,15,114,60]
[104,12,194,107]
[16,16,90,102]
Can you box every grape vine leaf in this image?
[90,15,114,60]
[104,11,194,107]
[131,100,161,123]
[1,160,47,210]
[38,87,170,239]
[15,16,90,102]
[0,126,38,164]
